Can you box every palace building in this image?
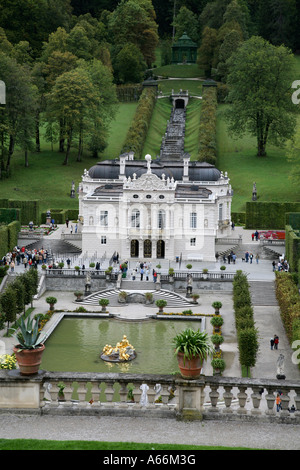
[78,153,232,262]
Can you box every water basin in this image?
[41,317,203,374]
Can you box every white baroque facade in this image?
[78,153,232,262]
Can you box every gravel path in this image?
[0,414,299,450]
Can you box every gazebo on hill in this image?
[171,32,198,64]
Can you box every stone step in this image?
[81,288,193,308]
[249,281,278,306]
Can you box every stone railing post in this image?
[176,377,205,421]
[251,386,262,415]
[223,385,234,414]
[237,385,248,414]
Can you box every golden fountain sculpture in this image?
[101,335,136,362]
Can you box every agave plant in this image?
[173,328,214,362]
[14,316,45,351]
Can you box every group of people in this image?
[1,247,49,271]
[270,335,279,350]
[273,259,289,272]
[130,261,158,282]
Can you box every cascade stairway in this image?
[81,288,193,308]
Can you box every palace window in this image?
[101,236,107,244]
[131,209,140,228]
[100,211,108,226]
[190,238,196,246]
[158,210,166,229]
[190,212,197,229]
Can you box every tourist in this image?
[255,230,259,241]
[146,268,149,281]
[270,337,274,350]
[131,269,136,280]
[250,253,253,263]
[272,260,276,271]
[274,335,279,350]
[255,254,259,264]
[232,253,236,264]
[140,267,144,281]
[10,260,15,272]
[153,270,157,282]
[276,394,281,412]
[66,218,69,228]
[67,258,71,268]
[245,251,249,262]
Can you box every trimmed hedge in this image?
[285,225,300,273]
[0,199,39,225]
[0,221,21,258]
[275,272,300,348]
[233,270,258,376]
[40,209,79,225]
[245,202,300,229]
[197,86,217,165]
[121,87,157,158]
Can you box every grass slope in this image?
[0,103,138,214]
[217,105,299,213]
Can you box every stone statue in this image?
[145,154,152,174]
[276,353,286,379]
[140,384,149,406]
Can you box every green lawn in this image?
[142,98,172,157]
[0,438,257,450]
[154,63,203,78]
[217,105,299,213]
[0,102,138,214]
[158,78,203,96]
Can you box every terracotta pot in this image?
[177,351,203,379]
[13,344,45,375]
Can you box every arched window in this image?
[158,210,166,229]
[131,209,140,228]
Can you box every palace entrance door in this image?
[130,240,139,257]
[143,239,152,258]
[157,240,165,258]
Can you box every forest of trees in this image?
[0,0,299,177]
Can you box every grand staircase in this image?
[81,287,193,308]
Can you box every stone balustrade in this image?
[0,371,299,423]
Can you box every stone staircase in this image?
[248,281,278,306]
[81,288,193,308]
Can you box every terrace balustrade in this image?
[1,371,299,423]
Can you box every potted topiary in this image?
[211,358,226,375]
[212,301,222,315]
[202,268,208,280]
[12,315,46,375]
[168,268,175,282]
[210,315,224,332]
[211,334,224,351]
[74,266,80,275]
[155,299,167,313]
[220,265,226,277]
[173,328,214,379]
[105,266,113,279]
[186,264,192,270]
[46,296,57,311]
[99,298,109,312]
[145,292,153,304]
[118,291,127,303]
[192,293,199,304]
[74,291,83,302]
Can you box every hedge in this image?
[245,201,300,229]
[0,199,39,225]
[197,86,217,165]
[121,87,157,158]
[275,272,300,347]
[40,209,79,225]
[232,271,258,376]
[116,84,143,102]
[285,225,300,273]
[0,208,20,224]
[0,221,21,258]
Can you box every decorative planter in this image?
[177,352,203,379]
[13,344,45,376]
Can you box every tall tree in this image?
[108,0,159,67]
[226,36,298,157]
[197,26,218,77]
[0,53,37,175]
